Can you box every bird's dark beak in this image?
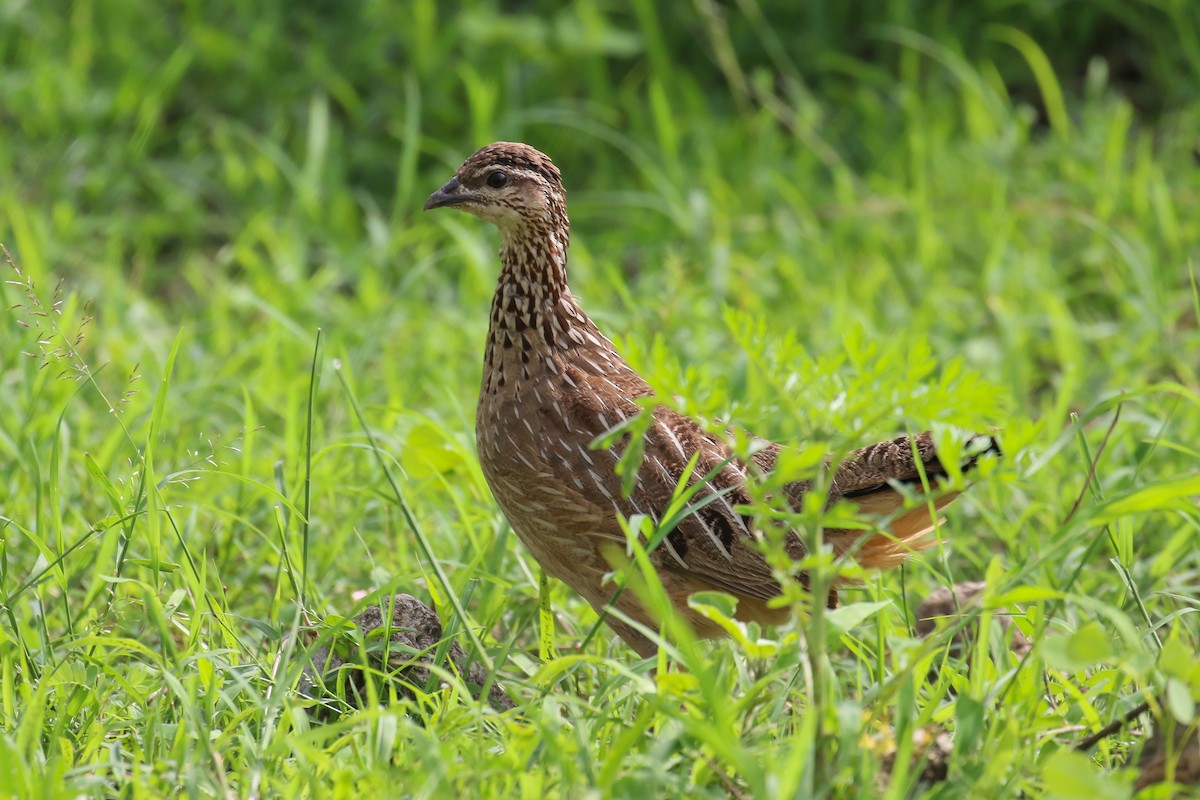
[424,177,469,211]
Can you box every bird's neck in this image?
[482,224,607,395]
[495,223,570,317]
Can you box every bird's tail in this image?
[826,433,1000,570]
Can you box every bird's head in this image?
[424,142,567,235]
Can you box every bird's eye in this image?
[485,171,509,188]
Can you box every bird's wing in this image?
[551,364,789,604]
[635,407,792,602]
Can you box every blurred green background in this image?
[2,1,1199,797]
[4,0,1199,390]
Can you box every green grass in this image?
[2,2,1200,797]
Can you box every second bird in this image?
[425,142,996,658]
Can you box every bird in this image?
[425,142,998,658]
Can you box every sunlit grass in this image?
[2,2,1199,797]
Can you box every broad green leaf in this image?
[1040,621,1113,672]
[1166,678,1195,724]
[401,421,465,478]
[656,670,700,696]
[0,734,27,796]
[984,556,1005,588]
[688,593,780,657]
[1041,748,1130,800]
[1065,621,1114,664]
[1158,636,1196,683]
[197,655,214,688]
[826,601,892,635]
[688,591,738,618]
[955,694,985,752]
[992,586,1065,605]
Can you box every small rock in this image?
[915,581,1031,658]
[299,593,514,714]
